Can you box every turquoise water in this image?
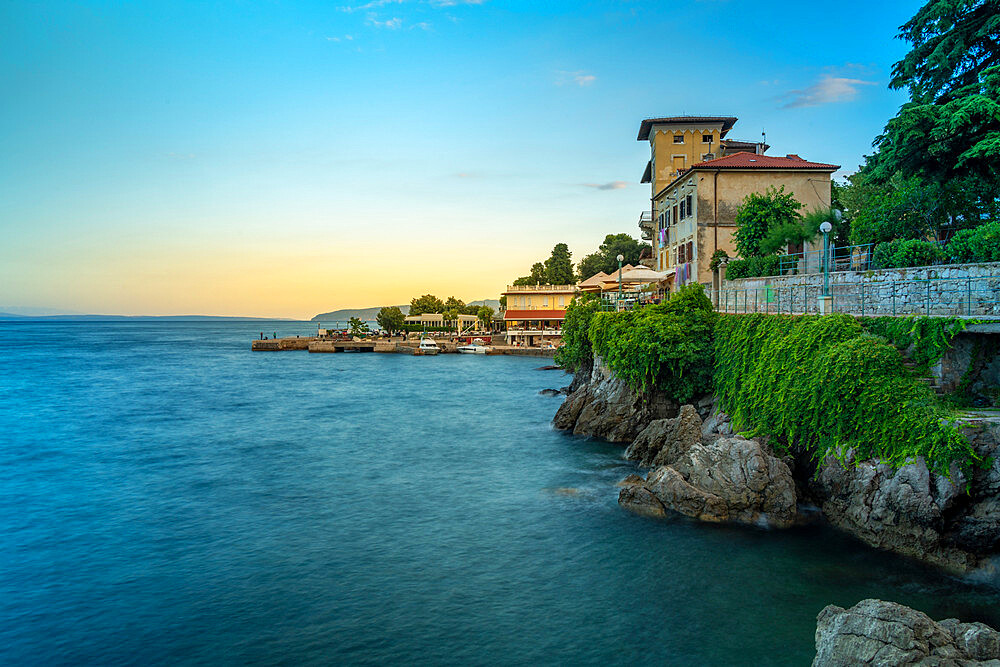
[2,321,999,665]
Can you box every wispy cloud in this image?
[410,21,432,30]
[366,14,403,29]
[780,74,877,108]
[430,0,486,6]
[582,181,628,191]
[325,34,355,42]
[339,0,406,13]
[555,70,596,87]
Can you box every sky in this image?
[1,0,922,318]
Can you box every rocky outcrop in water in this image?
[813,599,1000,666]
[624,404,703,467]
[802,422,1000,573]
[620,435,798,528]
[553,356,676,443]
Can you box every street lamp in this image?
[819,221,833,314]
[617,253,625,311]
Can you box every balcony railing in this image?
[504,284,576,292]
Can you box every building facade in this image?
[502,284,575,347]
[637,116,838,290]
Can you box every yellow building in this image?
[502,284,575,347]
[637,116,838,290]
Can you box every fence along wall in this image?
[717,262,1000,317]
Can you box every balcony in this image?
[638,210,653,241]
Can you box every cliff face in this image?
[555,355,1000,573]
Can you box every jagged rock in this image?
[539,388,561,396]
[619,436,797,528]
[554,357,676,443]
[700,403,734,438]
[808,450,985,572]
[624,405,703,467]
[813,599,1000,666]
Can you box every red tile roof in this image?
[637,116,738,141]
[691,151,839,170]
[503,310,566,321]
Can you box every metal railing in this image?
[713,274,1000,318]
[772,244,875,276]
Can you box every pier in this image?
[251,336,555,357]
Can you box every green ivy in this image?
[714,313,978,478]
[588,285,715,403]
[859,315,970,370]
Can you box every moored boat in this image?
[415,338,440,355]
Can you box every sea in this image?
[2,321,999,665]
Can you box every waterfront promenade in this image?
[251,336,556,357]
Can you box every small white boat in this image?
[457,342,490,354]
[415,338,440,356]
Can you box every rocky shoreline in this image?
[553,354,1000,574]
[552,355,1000,662]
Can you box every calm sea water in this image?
[2,321,999,666]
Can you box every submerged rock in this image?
[624,404,702,467]
[813,599,1000,666]
[538,388,561,397]
[619,436,797,528]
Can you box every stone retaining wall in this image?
[720,262,1000,317]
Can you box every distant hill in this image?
[0,313,298,321]
[311,299,501,322]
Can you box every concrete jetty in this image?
[251,336,555,357]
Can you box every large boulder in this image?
[624,404,702,467]
[553,356,676,443]
[619,436,798,528]
[813,599,1000,666]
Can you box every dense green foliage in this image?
[409,294,445,316]
[709,249,730,272]
[588,285,715,403]
[576,234,649,280]
[513,243,576,285]
[553,294,600,371]
[733,186,804,258]
[859,315,971,370]
[476,305,495,326]
[347,317,369,337]
[376,306,405,334]
[946,222,1000,263]
[871,238,946,268]
[723,255,786,280]
[714,314,977,477]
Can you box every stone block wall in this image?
[718,262,1000,317]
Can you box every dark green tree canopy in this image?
[733,186,803,258]
[376,306,405,334]
[476,305,494,324]
[576,234,649,280]
[544,243,574,284]
[890,0,1000,103]
[409,294,444,315]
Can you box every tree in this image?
[499,295,507,310]
[409,294,444,315]
[733,186,804,257]
[444,296,466,312]
[376,306,405,335]
[544,243,574,284]
[348,317,369,337]
[575,234,650,280]
[865,0,1000,187]
[476,305,494,328]
[848,177,950,245]
[513,262,546,286]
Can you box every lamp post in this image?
[617,253,624,311]
[819,221,833,315]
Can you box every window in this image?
[680,200,686,219]
[686,194,693,216]
[687,241,694,262]
[526,297,532,307]
[542,297,548,307]
[702,134,713,144]
[558,296,565,307]
[673,134,684,144]
[673,205,678,223]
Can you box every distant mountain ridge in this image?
[0,313,298,321]
[312,300,500,322]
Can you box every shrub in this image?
[946,221,1000,264]
[714,313,978,478]
[709,249,729,272]
[872,239,945,268]
[553,294,600,371]
[589,284,715,403]
[733,186,804,257]
[723,255,785,280]
[724,258,750,280]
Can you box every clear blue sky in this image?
[0,0,921,317]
